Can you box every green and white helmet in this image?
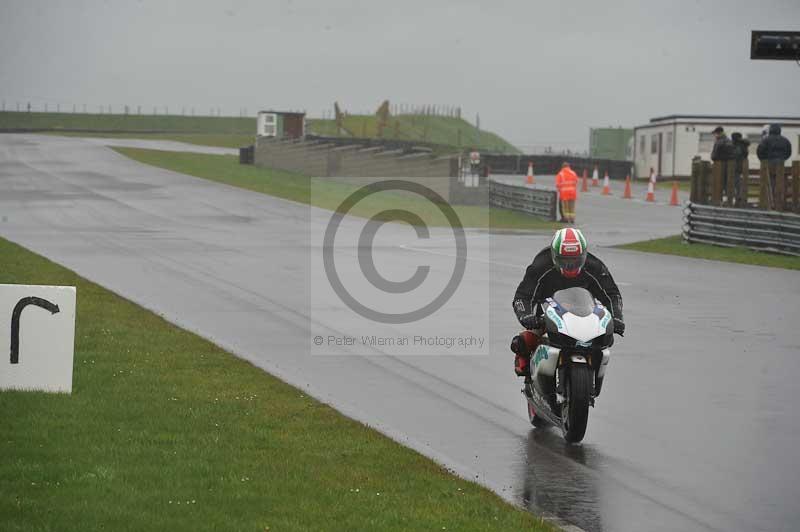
[551,228,588,278]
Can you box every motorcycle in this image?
[522,287,613,443]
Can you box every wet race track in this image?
[1,134,799,531]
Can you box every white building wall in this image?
[633,124,674,180]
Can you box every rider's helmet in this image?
[551,228,588,279]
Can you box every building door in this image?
[657,132,663,177]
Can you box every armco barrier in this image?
[683,202,800,256]
[489,181,557,220]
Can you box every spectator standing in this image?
[710,126,735,200]
[731,132,750,206]
[757,124,792,208]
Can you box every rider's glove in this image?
[519,313,539,330]
[613,318,625,336]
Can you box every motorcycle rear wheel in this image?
[562,364,591,443]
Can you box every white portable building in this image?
[632,115,800,180]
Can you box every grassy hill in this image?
[0,111,520,154]
[308,114,520,154]
[0,111,255,134]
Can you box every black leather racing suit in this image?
[512,247,623,397]
[512,248,624,330]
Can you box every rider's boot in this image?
[510,330,540,377]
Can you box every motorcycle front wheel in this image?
[561,363,591,443]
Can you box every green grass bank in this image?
[0,111,254,134]
[112,147,561,231]
[2,111,520,154]
[0,237,553,531]
[619,235,800,270]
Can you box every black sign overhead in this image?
[750,31,800,61]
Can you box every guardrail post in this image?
[792,161,799,214]
[725,160,736,207]
[711,161,723,206]
[759,161,771,210]
[738,157,749,208]
[774,163,786,212]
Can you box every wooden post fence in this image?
[690,159,702,203]
[774,163,786,212]
[759,161,771,210]
[711,161,723,206]
[690,160,712,204]
[738,157,749,208]
[725,161,736,207]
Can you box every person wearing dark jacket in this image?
[731,132,750,206]
[710,126,735,162]
[710,126,735,198]
[757,124,793,206]
[757,124,792,163]
[509,228,623,386]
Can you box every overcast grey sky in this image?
[1,0,798,150]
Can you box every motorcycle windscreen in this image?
[552,287,595,317]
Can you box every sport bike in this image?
[523,287,613,443]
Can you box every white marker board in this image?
[0,284,76,393]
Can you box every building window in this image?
[639,135,645,157]
[651,134,658,154]
[698,132,714,153]
[665,132,673,153]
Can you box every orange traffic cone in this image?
[601,171,611,195]
[669,180,680,206]
[646,179,656,202]
[623,175,632,199]
[592,165,600,187]
[581,169,589,192]
[649,167,656,184]
[526,161,534,184]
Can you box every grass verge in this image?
[1,111,254,134]
[618,235,800,270]
[0,236,552,531]
[112,147,561,231]
[2,111,518,153]
[654,180,691,192]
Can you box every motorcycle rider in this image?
[510,228,624,382]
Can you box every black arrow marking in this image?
[10,296,60,364]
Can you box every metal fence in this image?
[489,181,557,220]
[482,154,633,181]
[683,202,800,256]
